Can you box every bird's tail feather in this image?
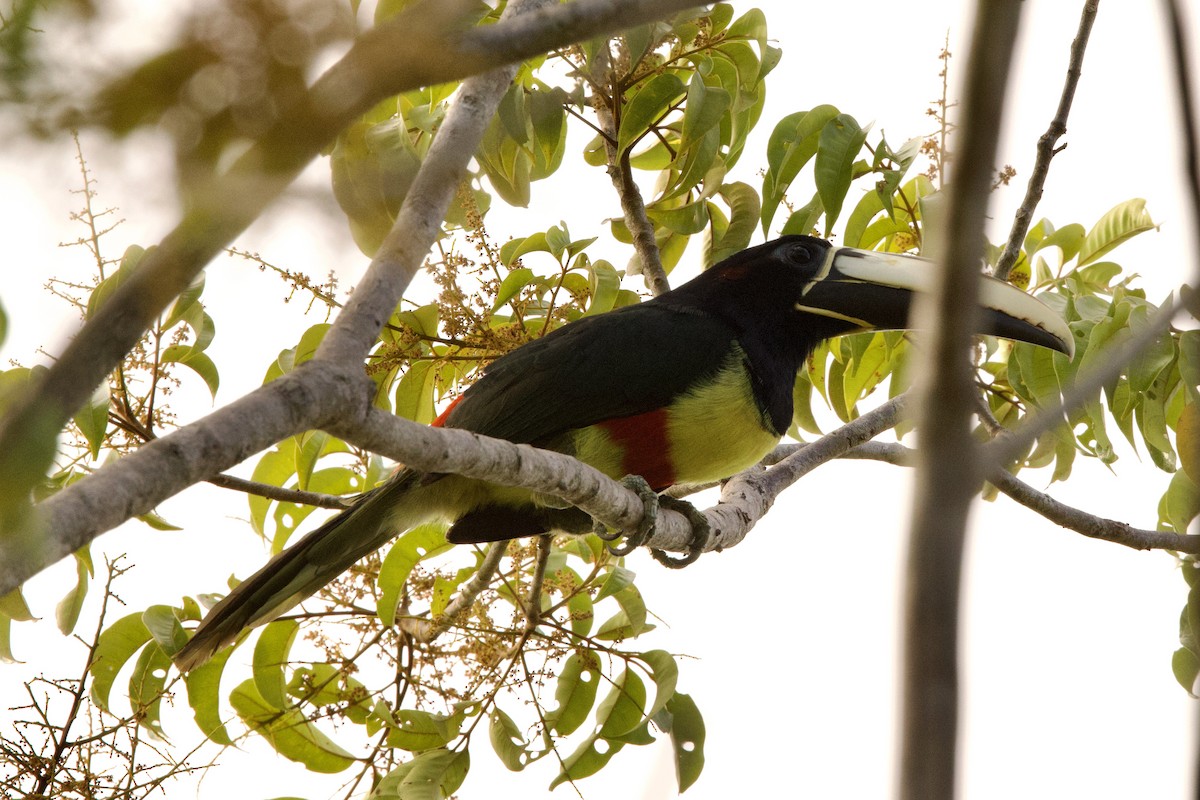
[174,469,423,671]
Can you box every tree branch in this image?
[0,0,706,531]
[397,540,508,643]
[204,473,350,510]
[900,3,1023,798]
[1162,0,1200,318]
[994,0,1099,282]
[846,441,1200,554]
[591,44,672,296]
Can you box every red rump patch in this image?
[599,408,675,490]
[432,394,466,428]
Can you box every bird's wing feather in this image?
[444,302,737,444]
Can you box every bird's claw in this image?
[593,475,657,554]
[593,476,709,567]
[649,495,710,569]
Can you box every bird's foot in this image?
[650,495,710,569]
[593,475,658,555]
[593,476,710,568]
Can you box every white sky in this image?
[1,1,1197,798]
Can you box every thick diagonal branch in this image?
[0,0,705,529]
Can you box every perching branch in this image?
[994,0,1099,282]
[900,3,1024,799]
[845,442,1200,554]
[0,0,705,537]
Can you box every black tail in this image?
[174,470,421,670]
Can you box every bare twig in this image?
[591,44,672,296]
[397,540,507,643]
[900,3,1023,798]
[204,473,350,509]
[994,1,1099,281]
[847,441,1200,553]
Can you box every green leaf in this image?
[596,668,647,738]
[253,619,299,709]
[373,750,470,799]
[547,652,600,736]
[0,589,33,622]
[143,604,188,656]
[185,644,236,744]
[55,547,93,635]
[489,707,529,771]
[91,612,153,712]
[761,105,840,234]
[639,649,679,719]
[1178,402,1200,484]
[0,615,14,663]
[679,72,731,155]
[550,735,625,789]
[377,524,452,626]
[659,692,706,792]
[249,446,298,536]
[706,182,760,266]
[386,709,464,752]
[72,384,110,460]
[1036,222,1086,264]
[162,272,206,331]
[492,267,536,312]
[617,73,685,155]
[1077,198,1157,266]
[160,345,220,399]
[594,565,636,602]
[1172,647,1199,696]
[815,113,868,235]
[230,679,355,773]
[1161,471,1200,534]
[128,639,173,738]
[585,260,620,317]
[394,360,437,424]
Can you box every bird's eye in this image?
[785,242,814,263]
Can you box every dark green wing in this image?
[443,302,737,446]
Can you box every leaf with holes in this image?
[230,680,355,773]
[378,524,452,626]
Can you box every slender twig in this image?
[900,3,1023,798]
[397,541,508,643]
[204,473,350,509]
[847,441,1200,553]
[591,44,671,296]
[32,558,125,796]
[523,535,552,635]
[995,1,1099,281]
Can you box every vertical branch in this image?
[994,0,1099,281]
[590,43,672,296]
[899,3,1023,799]
[1161,0,1200,316]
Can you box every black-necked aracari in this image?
[174,235,1073,669]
